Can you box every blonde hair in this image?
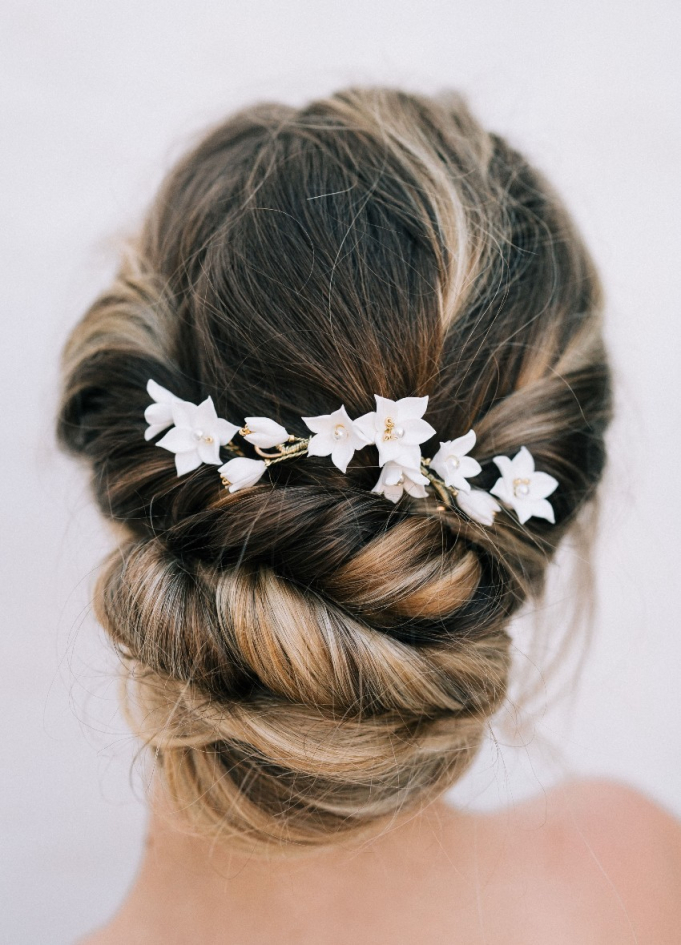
[58,88,611,851]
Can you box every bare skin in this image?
[81,779,681,945]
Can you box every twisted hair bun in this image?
[58,88,611,850]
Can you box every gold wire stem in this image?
[421,458,457,508]
[258,438,310,465]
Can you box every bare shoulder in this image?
[489,778,681,944]
[538,777,681,874]
[558,777,680,829]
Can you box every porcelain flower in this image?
[241,417,290,449]
[156,396,239,476]
[218,457,267,493]
[430,430,482,493]
[490,446,558,524]
[144,379,184,441]
[455,488,500,526]
[355,395,436,467]
[302,405,371,473]
[371,460,429,503]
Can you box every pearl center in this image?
[513,477,531,497]
[194,428,214,444]
[383,418,405,441]
[333,424,347,440]
[447,454,460,469]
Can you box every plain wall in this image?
[1,1,680,942]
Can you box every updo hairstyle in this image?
[58,88,611,850]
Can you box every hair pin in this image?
[144,380,558,526]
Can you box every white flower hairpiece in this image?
[302,405,371,473]
[372,460,430,502]
[144,379,182,440]
[454,488,501,527]
[147,381,239,475]
[430,430,481,493]
[143,380,559,526]
[490,446,559,524]
[354,395,436,467]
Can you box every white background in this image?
[1,2,680,942]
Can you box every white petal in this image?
[513,446,536,478]
[456,489,500,526]
[529,471,559,500]
[373,396,396,422]
[430,443,478,491]
[301,414,328,435]
[527,497,556,524]
[339,417,372,449]
[406,467,430,487]
[372,461,431,503]
[157,427,197,453]
[382,462,406,486]
[371,469,403,502]
[349,425,372,450]
[334,405,355,427]
[335,406,372,448]
[197,437,222,465]
[218,457,267,492]
[144,402,174,428]
[218,456,252,478]
[490,476,511,504]
[447,469,473,493]
[306,432,332,458]
[449,429,476,456]
[377,441,422,468]
[214,418,240,446]
[331,438,355,473]
[195,396,219,429]
[171,400,197,430]
[401,446,426,469]
[175,450,202,476]
[515,502,534,525]
[301,408,347,436]
[353,412,378,443]
[395,396,429,420]
[243,416,289,448]
[429,445,449,481]
[458,455,482,479]
[144,422,170,441]
[376,439,403,465]
[147,379,181,405]
[492,455,514,480]
[399,417,436,445]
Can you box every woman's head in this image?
[58,88,611,850]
